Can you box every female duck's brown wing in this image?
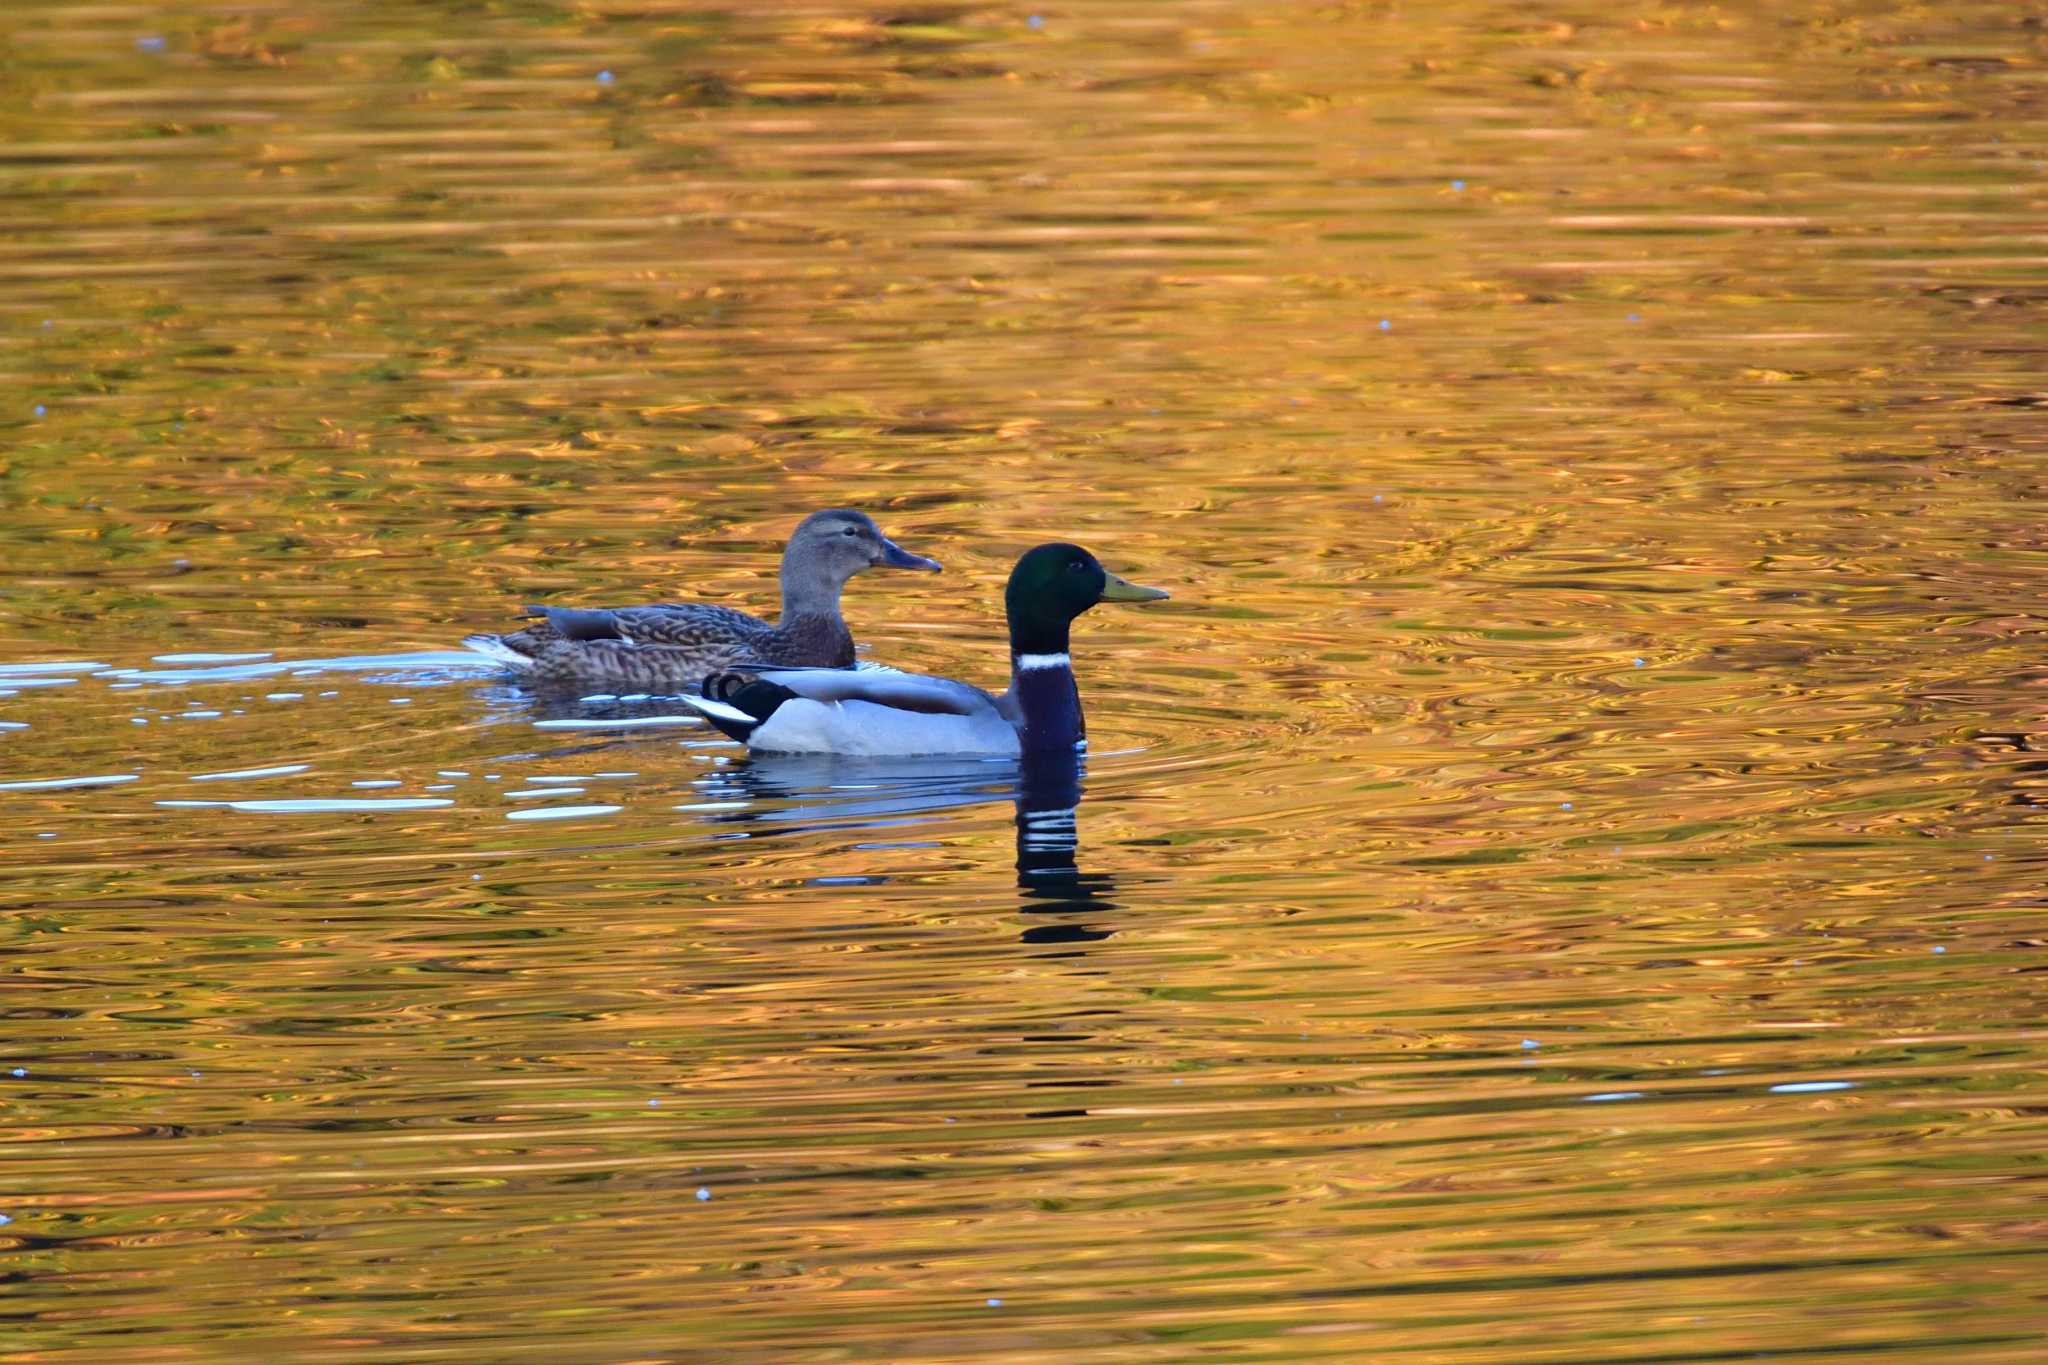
[466,602,850,689]
[593,604,774,651]
[523,604,777,689]
[469,602,765,663]
[521,637,755,691]
[596,605,852,666]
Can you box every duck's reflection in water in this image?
[705,751,1018,828]
[517,691,710,728]
[1013,751,1119,944]
[705,748,1121,943]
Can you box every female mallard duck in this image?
[462,509,939,690]
[679,543,1169,755]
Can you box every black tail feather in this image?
[693,673,801,744]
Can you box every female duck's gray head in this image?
[781,509,940,615]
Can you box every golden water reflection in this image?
[2,0,2046,1359]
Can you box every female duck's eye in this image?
[843,527,860,537]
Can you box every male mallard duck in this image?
[678,543,1168,755]
[462,509,940,690]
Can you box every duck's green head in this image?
[1005,542,1168,651]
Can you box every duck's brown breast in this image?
[763,615,855,667]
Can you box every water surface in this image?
[2,1,2045,1359]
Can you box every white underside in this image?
[747,698,1022,757]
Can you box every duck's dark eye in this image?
[1068,559,1085,572]
[843,527,861,537]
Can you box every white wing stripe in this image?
[680,694,757,726]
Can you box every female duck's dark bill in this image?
[881,537,943,572]
[1101,572,1169,602]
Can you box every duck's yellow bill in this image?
[1101,572,1170,603]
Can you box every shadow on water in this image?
[500,668,1134,940]
[706,749,1018,828]
[692,745,1125,943]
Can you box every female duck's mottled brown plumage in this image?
[462,509,940,690]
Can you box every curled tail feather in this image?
[679,678,798,744]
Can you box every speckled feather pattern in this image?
[468,605,853,690]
